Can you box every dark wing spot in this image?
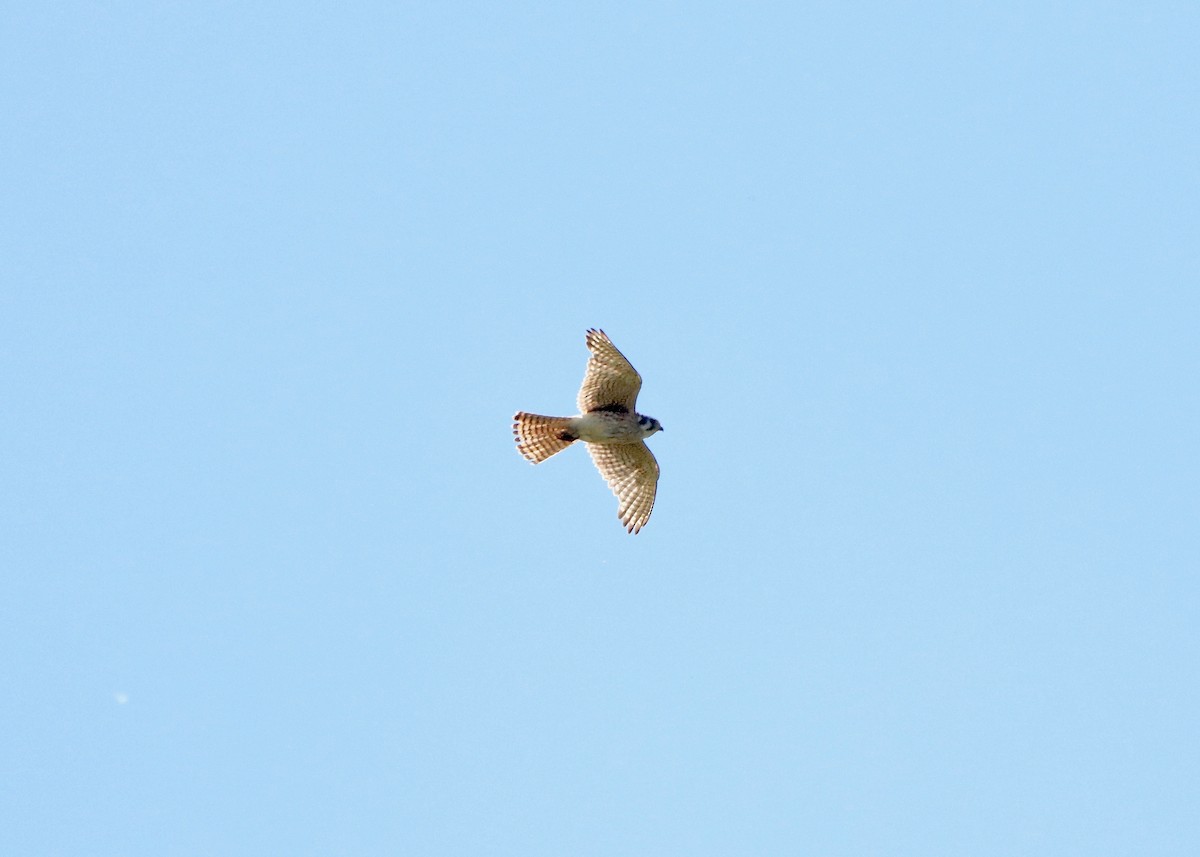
[557,430,577,441]
[589,403,629,414]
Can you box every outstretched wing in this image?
[577,328,642,414]
[587,441,659,534]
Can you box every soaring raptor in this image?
[513,329,663,534]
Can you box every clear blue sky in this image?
[3,3,1197,855]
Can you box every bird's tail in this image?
[513,412,577,463]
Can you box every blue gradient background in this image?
[3,3,1197,855]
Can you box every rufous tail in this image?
[513,412,577,463]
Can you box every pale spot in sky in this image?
[113,692,129,705]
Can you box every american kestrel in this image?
[513,329,664,534]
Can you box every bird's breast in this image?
[569,412,644,443]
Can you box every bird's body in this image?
[570,410,656,444]
[513,329,663,534]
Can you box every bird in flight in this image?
[513,329,663,534]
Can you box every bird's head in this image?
[637,415,664,437]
